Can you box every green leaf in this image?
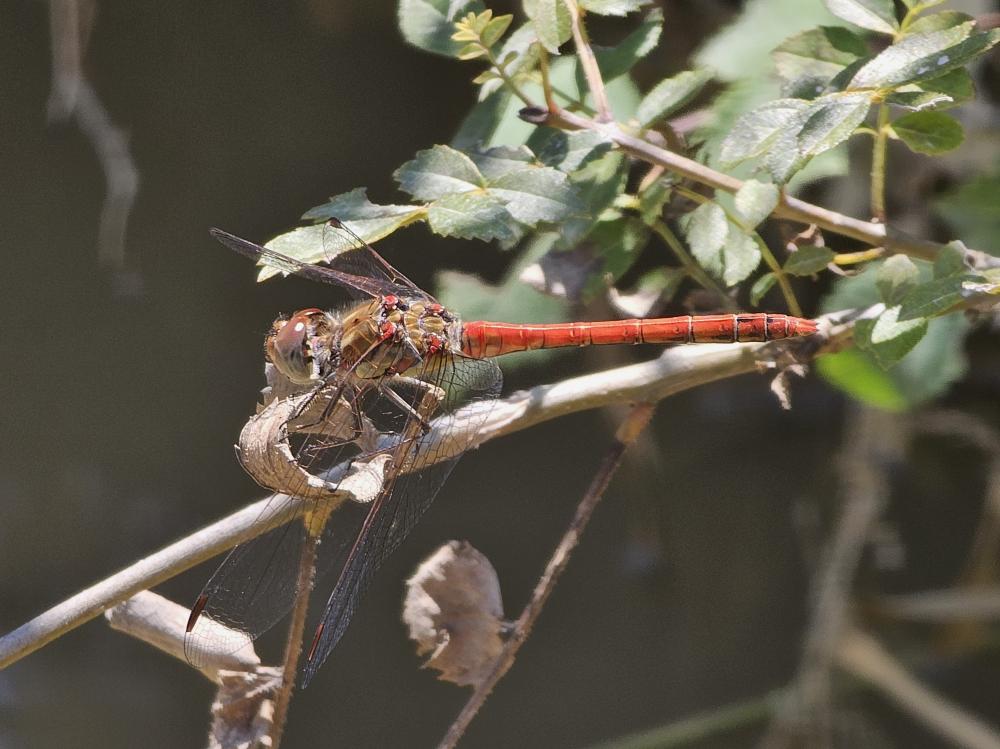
[591,8,663,81]
[683,202,728,262]
[934,174,1000,252]
[398,0,484,57]
[897,273,979,320]
[524,0,571,54]
[919,67,974,104]
[530,129,613,173]
[477,24,538,100]
[876,255,919,304]
[426,191,517,241]
[900,0,946,11]
[750,272,778,306]
[273,188,421,277]
[734,179,779,228]
[796,92,872,157]
[480,14,513,47]
[817,348,909,411]
[469,145,536,180]
[452,89,512,150]
[486,167,583,225]
[394,145,485,200]
[855,305,929,369]
[784,245,835,275]
[584,216,651,294]
[772,26,868,86]
[579,0,646,16]
[884,90,953,111]
[849,24,1000,90]
[891,111,964,154]
[638,179,672,225]
[933,242,968,278]
[823,0,898,34]
[636,68,714,127]
[905,11,971,35]
[684,204,761,286]
[720,98,811,166]
[457,43,487,60]
[819,314,968,409]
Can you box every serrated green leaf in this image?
[855,305,929,368]
[772,26,867,86]
[900,0,946,11]
[457,43,487,59]
[394,145,486,200]
[486,167,583,225]
[892,111,963,154]
[824,0,898,34]
[399,0,485,57]
[469,145,536,180]
[904,10,971,35]
[876,255,919,304]
[478,24,538,101]
[480,14,513,47]
[734,179,779,228]
[683,202,728,260]
[591,8,663,82]
[849,24,1000,90]
[636,68,713,127]
[525,0,571,54]
[277,188,422,277]
[750,272,778,306]
[426,191,517,241]
[638,179,672,225]
[817,348,909,411]
[579,0,646,16]
[919,67,974,104]
[797,92,872,157]
[529,129,613,173]
[583,216,651,295]
[719,98,812,167]
[820,313,968,409]
[471,69,500,85]
[685,206,761,286]
[897,273,979,319]
[884,90,953,111]
[555,149,628,248]
[933,242,968,278]
[720,227,762,285]
[452,89,512,150]
[784,245,835,275]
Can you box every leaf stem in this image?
[834,247,885,266]
[563,0,612,121]
[871,103,890,222]
[649,218,738,310]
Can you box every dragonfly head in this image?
[266,308,341,385]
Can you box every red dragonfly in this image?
[185,221,817,686]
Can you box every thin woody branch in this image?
[520,107,1000,269]
[0,313,855,672]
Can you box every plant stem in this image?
[649,218,737,310]
[437,403,657,749]
[270,526,320,749]
[834,247,885,266]
[563,0,612,121]
[871,103,890,222]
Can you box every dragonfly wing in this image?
[210,228,393,299]
[183,495,367,669]
[301,354,502,686]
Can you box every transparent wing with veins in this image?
[209,225,433,302]
[187,224,501,683]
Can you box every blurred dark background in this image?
[1,2,998,748]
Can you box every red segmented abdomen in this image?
[459,314,817,359]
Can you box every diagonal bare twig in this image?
[437,403,657,749]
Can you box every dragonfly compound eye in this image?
[265,308,337,385]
